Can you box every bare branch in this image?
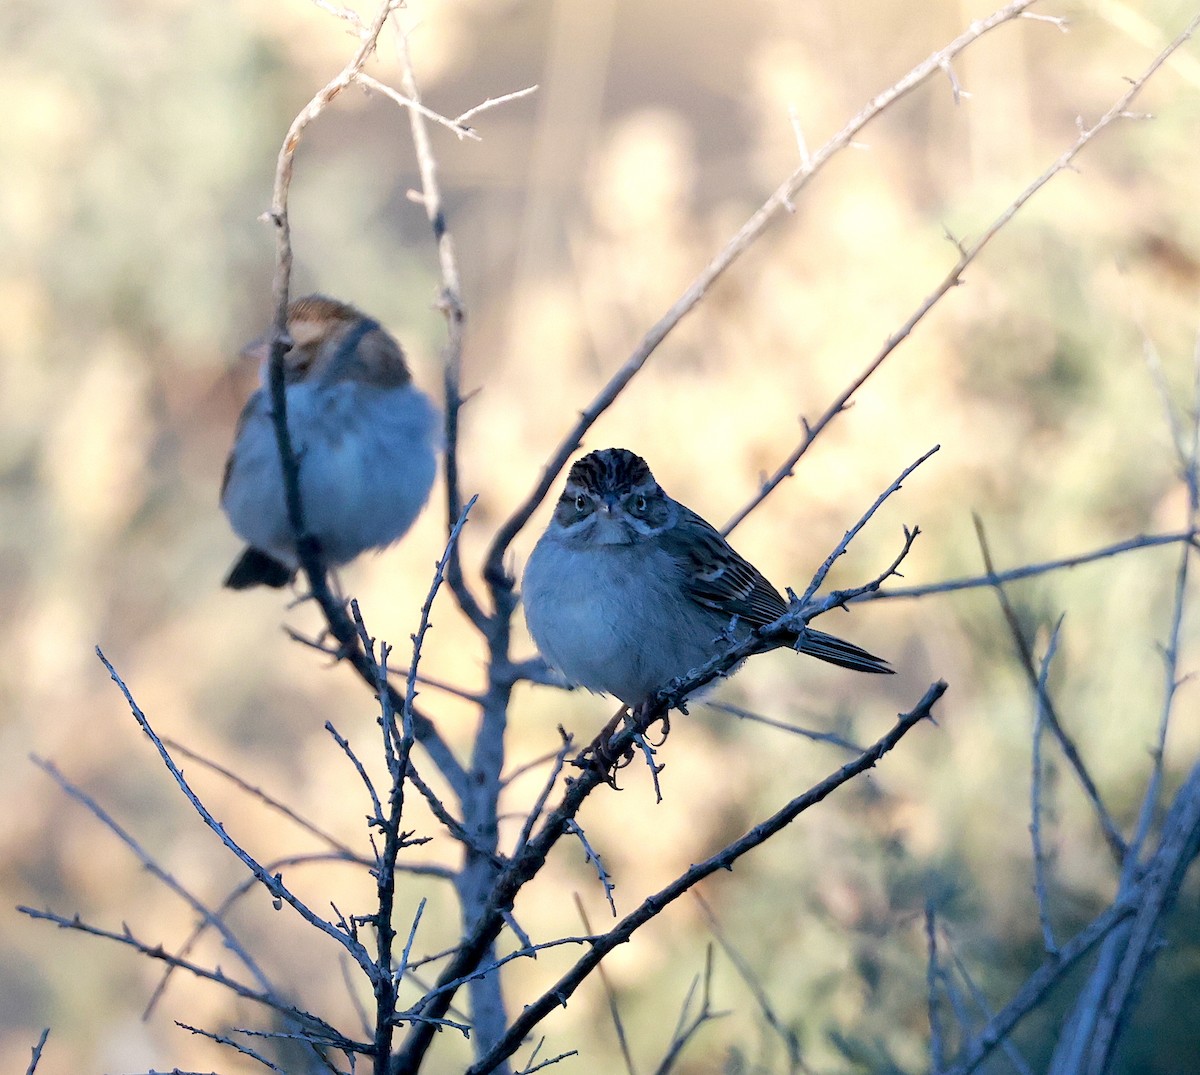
[865,530,1195,603]
[798,445,939,602]
[175,1022,286,1073]
[484,1,1040,581]
[460,683,945,1075]
[972,516,1127,865]
[162,736,358,856]
[942,894,1139,1075]
[927,903,947,1073]
[30,756,278,999]
[95,649,378,976]
[693,892,807,1074]
[652,946,729,1075]
[353,72,482,140]
[1031,621,1064,955]
[17,906,358,1052]
[723,6,1196,536]
[25,1029,49,1075]
[573,894,636,1075]
[565,820,617,916]
[399,29,491,633]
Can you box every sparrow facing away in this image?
[220,295,439,589]
[521,447,892,707]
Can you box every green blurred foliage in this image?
[2,0,1199,1071]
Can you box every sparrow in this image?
[521,447,892,707]
[220,295,439,589]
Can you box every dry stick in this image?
[1030,620,1063,956]
[1052,340,1200,1073]
[704,701,865,754]
[652,946,728,1075]
[462,682,945,1075]
[723,11,1182,536]
[161,736,358,857]
[693,891,809,1075]
[398,29,491,634]
[145,852,404,1022]
[94,649,377,977]
[176,1022,284,1073]
[799,444,938,605]
[17,905,357,1055]
[25,1029,49,1075]
[259,0,468,798]
[866,529,1196,603]
[484,0,1041,583]
[941,931,1035,1075]
[573,894,637,1075]
[927,903,947,1074]
[973,517,1127,865]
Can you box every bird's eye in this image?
[633,494,648,513]
[574,494,588,512]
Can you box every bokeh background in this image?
[3,0,1200,1071]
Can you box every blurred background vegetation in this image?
[3,0,1199,1071]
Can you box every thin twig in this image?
[95,649,377,976]
[484,1,1041,583]
[798,445,939,603]
[460,683,945,1075]
[399,28,490,633]
[353,72,482,140]
[1031,619,1064,955]
[927,903,946,1073]
[574,894,637,1075]
[693,891,807,1074]
[565,820,617,916]
[972,517,1127,865]
[652,945,729,1075]
[25,1028,49,1075]
[721,8,1190,535]
[866,530,1196,603]
[161,736,357,856]
[30,756,278,1000]
[704,702,865,753]
[17,906,358,1051]
[175,1022,285,1073]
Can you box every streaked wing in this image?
[658,504,789,627]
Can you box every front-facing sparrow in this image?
[220,295,439,589]
[521,448,892,707]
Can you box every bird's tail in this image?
[796,627,893,675]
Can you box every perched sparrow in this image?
[220,295,439,589]
[522,447,892,707]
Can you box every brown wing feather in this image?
[658,505,788,626]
